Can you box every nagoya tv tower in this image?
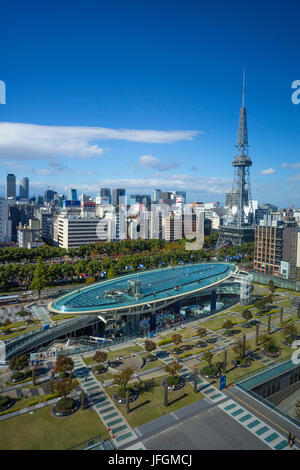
[216,72,254,248]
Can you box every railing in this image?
[235,358,300,428]
[68,435,115,450]
[237,382,300,428]
[5,315,98,358]
[234,357,293,386]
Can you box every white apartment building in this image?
[55,214,109,249]
[17,219,43,249]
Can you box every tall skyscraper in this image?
[152,189,161,203]
[112,188,126,206]
[0,198,12,241]
[19,177,29,199]
[44,189,57,203]
[68,188,78,201]
[216,73,254,247]
[6,174,16,199]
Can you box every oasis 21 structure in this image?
[216,73,254,248]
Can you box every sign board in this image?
[219,375,226,390]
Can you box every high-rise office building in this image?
[0,198,12,242]
[44,189,57,203]
[68,188,78,201]
[112,188,126,206]
[6,174,16,199]
[96,188,112,205]
[19,177,29,199]
[152,189,161,203]
[254,216,298,278]
[129,194,151,209]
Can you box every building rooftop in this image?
[49,262,237,314]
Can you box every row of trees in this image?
[0,247,212,293]
[0,239,178,264]
[0,236,254,266]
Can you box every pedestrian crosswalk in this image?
[218,399,296,450]
[73,358,139,449]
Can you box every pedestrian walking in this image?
[288,432,292,446]
[291,435,296,448]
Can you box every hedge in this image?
[177,352,193,359]
[0,407,20,416]
[157,338,173,346]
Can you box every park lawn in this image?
[0,325,41,340]
[51,314,75,321]
[94,371,116,381]
[230,305,248,313]
[277,300,291,307]
[140,355,164,371]
[177,326,199,339]
[105,378,204,429]
[0,319,40,330]
[1,394,55,412]
[0,406,110,450]
[83,345,143,366]
[200,315,241,331]
[209,348,264,387]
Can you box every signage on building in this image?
[82,201,96,207]
[64,200,80,207]
[30,349,57,364]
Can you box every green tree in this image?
[196,327,207,338]
[113,367,134,394]
[171,333,183,346]
[9,355,29,372]
[259,333,271,345]
[93,351,107,363]
[268,280,276,294]
[232,337,248,360]
[164,361,182,378]
[223,320,234,331]
[30,257,48,298]
[282,324,298,345]
[242,309,253,321]
[51,376,77,399]
[107,263,116,279]
[55,355,74,376]
[202,351,214,367]
[144,340,156,354]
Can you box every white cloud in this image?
[0,174,230,198]
[281,163,300,169]
[139,155,180,171]
[33,168,53,176]
[260,168,276,175]
[0,122,201,161]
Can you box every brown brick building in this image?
[254,218,297,277]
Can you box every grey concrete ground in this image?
[277,387,300,419]
[139,401,269,450]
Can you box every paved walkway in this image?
[219,397,298,450]
[136,340,227,405]
[72,356,146,450]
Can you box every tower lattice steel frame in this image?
[216,73,254,248]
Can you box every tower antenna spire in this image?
[242,69,245,107]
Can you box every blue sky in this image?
[1,0,300,206]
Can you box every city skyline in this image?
[1,1,300,206]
